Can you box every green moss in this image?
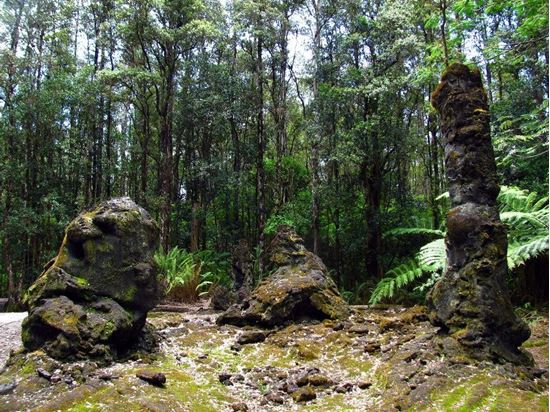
[523,338,548,348]
[74,277,89,287]
[425,373,548,412]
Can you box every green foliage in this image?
[369,239,445,305]
[370,187,549,304]
[154,247,231,302]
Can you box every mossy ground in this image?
[1,305,547,411]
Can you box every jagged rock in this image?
[427,64,530,364]
[210,240,253,311]
[217,226,349,327]
[22,198,160,362]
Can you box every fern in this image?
[370,186,548,305]
[508,236,549,270]
[368,259,425,305]
[384,227,445,238]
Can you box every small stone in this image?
[97,373,116,381]
[265,391,285,404]
[136,370,166,387]
[335,382,353,393]
[230,343,242,352]
[307,373,332,386]
[218,372,232,385]
[37,368,52,381]
[50,375,62,383]
[237,331,267,345]
[232,374,245,382]
[63,377,74,385]
[292,386,316,402]
[349,324,370,334]
[0,381,17,395]
[357,380,372,389]
[231,402,248,411]
[198,353,208,359]
[332,322,345,331]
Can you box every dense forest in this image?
[0,0,548,307]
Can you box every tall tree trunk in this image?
[3,1,24,307]
[256,34,266,259]
[310,0,322,255]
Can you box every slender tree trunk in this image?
[3,1,24,307]
[256,33,266,259]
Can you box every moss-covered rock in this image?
[217,226,349,327]
[22,197,160,362]
[427,63,530,364]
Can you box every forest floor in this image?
[0,304,547,412]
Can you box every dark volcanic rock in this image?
[22,198,160,362]
[217,226,349,327]
[427,64,530,363]
[237,330,268,345]
[210,240,253,311]
[136,370,166,387]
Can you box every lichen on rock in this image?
[21,197,161,362]
[217,226,349,327]
[427,63,530,364]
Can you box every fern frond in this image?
[418,238,446,271]
[508,236,549,269]
[384,227,445,238]
[369,259,424,305]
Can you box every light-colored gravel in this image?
[0,313,26,369]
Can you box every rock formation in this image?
[22,198,160,361]
[210,239,254,311]
[217,226,349,327]
[427,63,530,363]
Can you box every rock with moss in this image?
[427,64,530,364]
[217,226,349,327]
[22,197,160,362]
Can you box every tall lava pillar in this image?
[428,63,530,363]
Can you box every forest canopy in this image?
[0,0,548,305]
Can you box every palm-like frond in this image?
[370,186,548,305]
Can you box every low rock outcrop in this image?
[217,226,349,327]
[22,198,160,361]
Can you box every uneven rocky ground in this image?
[0,304,547,411]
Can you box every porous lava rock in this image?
[217,226,349,327]
[22,197,160,361]
[210,239,253,310]
[427,63,530,363]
